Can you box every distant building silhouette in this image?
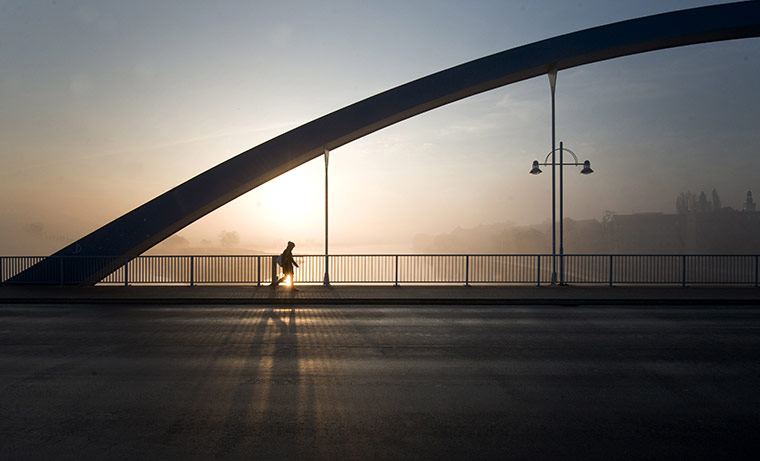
[608,190,760,254]
[744,189,756,213]
[416,190,760,255]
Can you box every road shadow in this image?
[212,306,315,458]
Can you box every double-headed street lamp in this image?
[530,141,593,285]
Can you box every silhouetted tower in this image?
[744,189,756,212]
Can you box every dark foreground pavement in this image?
[1,303,759,460]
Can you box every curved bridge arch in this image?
[14,1,760,284]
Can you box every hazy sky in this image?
[1,0,759,254]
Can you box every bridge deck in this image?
[1,302,758,459]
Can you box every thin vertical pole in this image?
[536,254,541,287]
[190,256,194,287]
[0,256,3,286]
[124,257,129,286]
[394,255,399,287]
[465,255,470,287]
[755,255,758,288]
[609,255,614,287]
[682,255,687,287]
[559,141,565,285]
[257,255,261,287]
[324,148,330,286]
[548,69,557,285]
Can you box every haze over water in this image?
[1,0,759,255]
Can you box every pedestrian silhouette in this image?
[273,241,299,289]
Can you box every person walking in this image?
[273,241,299,289]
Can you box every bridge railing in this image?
[1,254,758,286]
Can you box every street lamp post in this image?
[548,69,557,284]
[323,147,330,286]
[530,142,594,285]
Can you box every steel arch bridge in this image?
[12,1,760,284]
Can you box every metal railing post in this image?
[394,255,399,287]
[190,256,194,287]
[755,255,758,288]
[124,257,129,286]
[272,256,278,285]
[682,255,687,287]
[257,255,261,287]
[465,255,470,286]
[324,254,330,286]
[0,256,3,286]
[609,255,613,287]
[536,255,541,287]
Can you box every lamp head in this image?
[530,160,542,175]
[580,160,593,175]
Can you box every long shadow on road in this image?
[212,307,317,459]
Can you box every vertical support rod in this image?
[609,255,614,287]
[257,255,261,287]
[394,255,399,287]
[272,256,278,285]
[190,256,194,287]
[465,255,470,287]
[324,148,330,286]
[0,256,3,286]
[755,255,758,288]
[124,258,129,286]
[537,255,541,287]
[548,69,557,285]
[682,255,687,287]
[559,141,565,285]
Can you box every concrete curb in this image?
[2,297,760,306]
[3,285,759,306]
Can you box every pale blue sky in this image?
[1,0,758,254]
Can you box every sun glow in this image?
[243,159,324,235]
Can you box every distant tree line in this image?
[675,189,723,214]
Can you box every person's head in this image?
[287,241,295,249]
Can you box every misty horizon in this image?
[4,185,758,256]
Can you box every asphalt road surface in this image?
[1,304,759,460]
